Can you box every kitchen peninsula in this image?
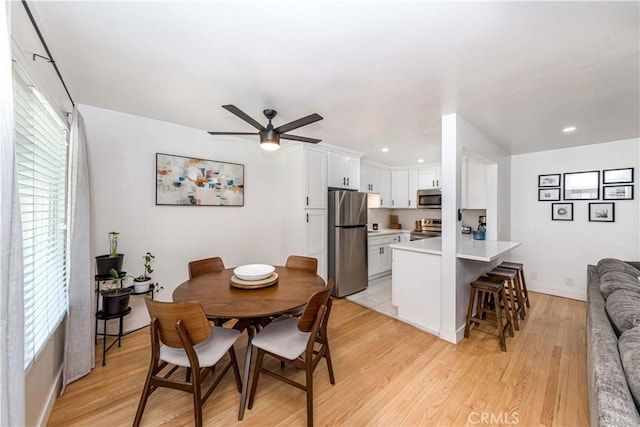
[389,236,521,338]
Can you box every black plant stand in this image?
[94,273,154,366]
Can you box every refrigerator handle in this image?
[306,213,309,223]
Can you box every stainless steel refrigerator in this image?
[328,190,368,297]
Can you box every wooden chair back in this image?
[144,298,211,348]
[188,257,225,279]
[298,279,333,333]
[285,255,318,274]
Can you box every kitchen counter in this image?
[390,236,520,262]
[367,228,413,236]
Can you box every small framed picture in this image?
[552,203,573,221]
[589,203,615,222]
[538,188,561,201]
[539,174,561,187]
[603,185,634,200]
[603,168,634,184]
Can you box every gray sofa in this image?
[587,258,640,426]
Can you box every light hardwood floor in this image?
[49,292,589,426]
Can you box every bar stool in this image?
[499,261,530,308]
[464,278,514,352]
[488,267,525,321]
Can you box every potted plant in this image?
[100,268,132,315]
[95,231,125,277]
[133,252,155,293]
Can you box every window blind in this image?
[13,63,69,369]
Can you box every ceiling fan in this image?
[208,105,323,151]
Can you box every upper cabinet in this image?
[379,169,392,207]
[391,170,409,208]
[328,152,360,190]
[304,150,328,209]
[408,170,418,208]
[360,165,380,193]
[461,157,487,209]
[418,165,441,189]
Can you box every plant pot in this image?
[133,278,152,294]
[100,287,132,315]
[96,254,125,277]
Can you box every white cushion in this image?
[252,317,311,360]
[160,326,240,368]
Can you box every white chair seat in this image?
[160,326,240,367]
[251,317,311,360]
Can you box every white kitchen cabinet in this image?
[280,146,328,280]
[418,166,442,189]
[304,150,327,209]
[408,170,418,208]
[462,157,487,209]
[328,152,360,190]
[379,169,392,208]
[360,165,379,193]
[368,233,401,278]
[391,170,409,208]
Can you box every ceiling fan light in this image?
[260,140,280,151]
[260,128,280,151]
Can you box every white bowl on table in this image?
[233,264,275,281]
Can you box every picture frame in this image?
[563,170,600,200]
[155,153,244,206]
[603,185,634,200]
[538,173,561,187]
[589,202,615,222]
[603,168,634,184]
[551,203,573,221]
[538,188,561,201]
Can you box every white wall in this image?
[441,114,512,343]
[510,138,639,301]
[80,105,284,331]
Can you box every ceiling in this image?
[14,1,640,166]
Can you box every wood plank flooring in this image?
[48,291,588,426]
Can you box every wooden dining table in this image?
[172,265,325,420]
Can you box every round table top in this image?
[172,266,326,318]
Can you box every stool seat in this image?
[499,261,523,270]
[498,261,531,309]
[488,268,518,279]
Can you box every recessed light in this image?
[381,148,389,152]
[418,159,424,163]
[563,126,576,133]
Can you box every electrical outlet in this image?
[565,277,574,287]
[531,271,538,280]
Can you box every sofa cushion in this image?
[606,289,640,335]
[600,271,640,299]
[619,325,640,409]
[598,258,640,277]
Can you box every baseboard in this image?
[528,285,586,301]
[39,366,63,426]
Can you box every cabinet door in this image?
[343,155,360,190]
[304,150,327,209]
[360,165,379,193]
[380,244,392,272]
[379,169,392,208]
[418,167,441,189]
[304,210,327,255]
[368,245,382,276]
[391,170,409,208]
[408,170,418,208]
[327,152,344,188]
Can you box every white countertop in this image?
[390,236,521,262]
[367,228,413,236]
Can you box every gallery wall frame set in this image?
[155,153,245,206]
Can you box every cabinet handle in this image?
[306,196,309,206]
[432,180,435,187]
[306,213,309,223]
[392,200,394,206]
[408,200,411,206]
[380,199,383,206]
[347,177,350,186]
[343,177,346,186]
[382,247,384,254]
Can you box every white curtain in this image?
[60,107,93,393]
[0,1,26,426]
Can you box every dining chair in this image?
[285,255,318,273]
[133,298,242,427]
[248,281,335,427]
[188,256,229,326]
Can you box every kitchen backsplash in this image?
[461,209,486,229]
[367,208,441,230]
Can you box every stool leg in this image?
[505,278,520,331]
[520,268,530,307]
[102,319,107,366]
[118,315,124,348]
[464,287,477,338]
[514,275,526,319]
[493,290,507,352]
[501,287,514,338]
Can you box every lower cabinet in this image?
[368,233,401,278]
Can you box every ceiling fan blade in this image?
[222,105,266,131]
[280,134,321,144]
[207,131,259,135]
[274,113,323,134]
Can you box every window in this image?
[13,63,69,369]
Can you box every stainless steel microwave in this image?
[417,189,442,209]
